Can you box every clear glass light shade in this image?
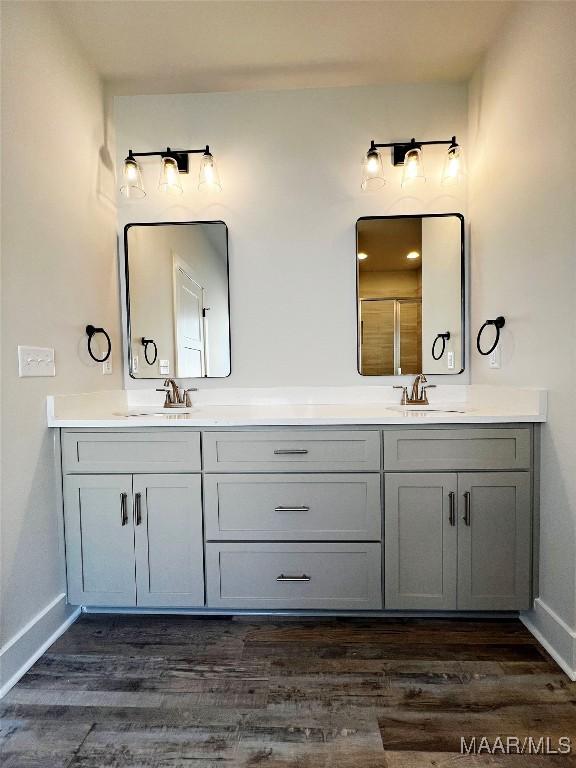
[120,157,145,198]
[159,156,183,195]
[198,152,222,191]
[401,147,425,187]
[361,149,386,191]
[441,144,465,185]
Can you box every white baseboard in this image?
[0,593,80,699]
[521,598,576,681]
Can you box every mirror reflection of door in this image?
[126,221,230,379]
[173,257,205,377]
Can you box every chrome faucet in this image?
[394,374,436,406]
[156,379,197,408]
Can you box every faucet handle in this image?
[421,384,436,405]
[393,385,409,405]
[184,387,198,408]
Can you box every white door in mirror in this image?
[18,345,55,377]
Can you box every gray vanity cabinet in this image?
[64,474,204,607]
[385,471,532,610]
[384,474,458,610]
[63,475,137,606]
[457,472,531,610]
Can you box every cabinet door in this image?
[133,475,204,607]
[63,475,136,606]
[457,473,531,610]
[385,473,458,609]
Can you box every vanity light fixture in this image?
[406,251,420,260]
[120,145,221,198]
[361,136,463,190]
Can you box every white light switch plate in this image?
[159,359,170,375]
[18,346,55,377]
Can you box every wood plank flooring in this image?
[1,615,575,767]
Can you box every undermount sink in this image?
[387,405,469,414]
[118,406,197,417]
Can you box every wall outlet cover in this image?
[159,359,170,375]
[489,346,502,369]
[447,351,455,369]
[18,346,56,377]
[102,360,113,375]
[132,355,139,373]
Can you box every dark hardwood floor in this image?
[1,615,575,767]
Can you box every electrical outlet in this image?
[132,355,139,374]
[447,351,455,370]
[489,346,501,369]
[159,359,170,375]
[18,346,55,377]
[102,360,113,375]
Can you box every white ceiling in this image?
[54,0,516,95]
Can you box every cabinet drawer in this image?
[202,430,381,472]
[206,542,382,609]
[62,430,201,473]
[204,474,381,541]
[383,428,531,471]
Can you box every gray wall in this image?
[0,1,121,687]
[469,2,576,668]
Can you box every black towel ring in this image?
[141,337,158,366]
[476,316,505,356]
[432,332,450,361]
[85,325,111,363]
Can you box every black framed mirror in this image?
[125,221,231,379]
[356,213,464,376]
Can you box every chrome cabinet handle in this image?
[274,505,310,512]
[274,449,309,455]
[134,492,142,525]
[448,491,456,526]
[120,492,129,526]
[463,491,471,526]
[276,574,311,582]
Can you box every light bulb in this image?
[442,143,465,185]
[120,156,145,199]
[361,148,386,191]
[199,151,222,191]
[401,146,425,187]
[159,156,183,195]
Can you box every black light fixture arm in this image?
[125,145,212,174]
[127,145,211,159]
[368,136,458,166]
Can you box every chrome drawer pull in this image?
[276,574,311,582]
[274,449,309,455]
[274,505,310,512]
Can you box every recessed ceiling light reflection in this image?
[406,251,420,260]
[357,252,369,260]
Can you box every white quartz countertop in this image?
[47,385,547,427]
